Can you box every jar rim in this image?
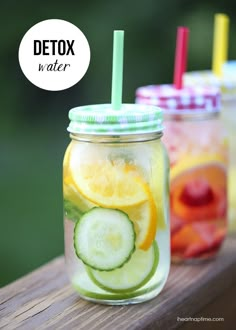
[69,131,163,143]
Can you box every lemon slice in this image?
[63,142,93,211]
[63,175,96,213]
[63,142,73,178]
[70,159,148,208]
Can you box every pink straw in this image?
[173,27,189,89]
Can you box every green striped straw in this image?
[111,30,124,110]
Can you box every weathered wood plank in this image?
[1,237,236,330]
[181,285,236,330]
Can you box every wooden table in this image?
[1,236,236,330]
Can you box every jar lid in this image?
[67,104,163,135]
[184,70,236,95]
[136,84,221,114]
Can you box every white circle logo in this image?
[18,19,90,91]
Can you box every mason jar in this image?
[136,85,228,263]
[63,104,170,305]
[184,70,236,232]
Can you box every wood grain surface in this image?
[1,237,236,330]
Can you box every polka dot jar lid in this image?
[67,103,163,135]
[184,70,236,96]
[136,84,221,114]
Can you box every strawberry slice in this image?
[171,224,205,253]
[184,227,226,258]
[171,221,226,258]
[180,178,214,207]
[191,222,217,245]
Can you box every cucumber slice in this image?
[72,271,159,301]
[74,207,136,271]
[87,241,159,293]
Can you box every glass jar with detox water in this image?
[63,104,170,305]
[184,71,236,232]
[136,85,228,262]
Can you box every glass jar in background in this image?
[184,71,236,232]
[63,104,170,305]
[136,85,228,262]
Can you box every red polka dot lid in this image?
[135,84,221,113]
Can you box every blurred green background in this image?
[1,0,236,287]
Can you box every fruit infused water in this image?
[64,105,170,304]
[222,62,236,221]
[136,84,228,262]
[184,71,236,231]
[63,31,170,305]
[184,14,236,231]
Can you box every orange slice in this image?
[70,159,149,208]
[121,183,157,250]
